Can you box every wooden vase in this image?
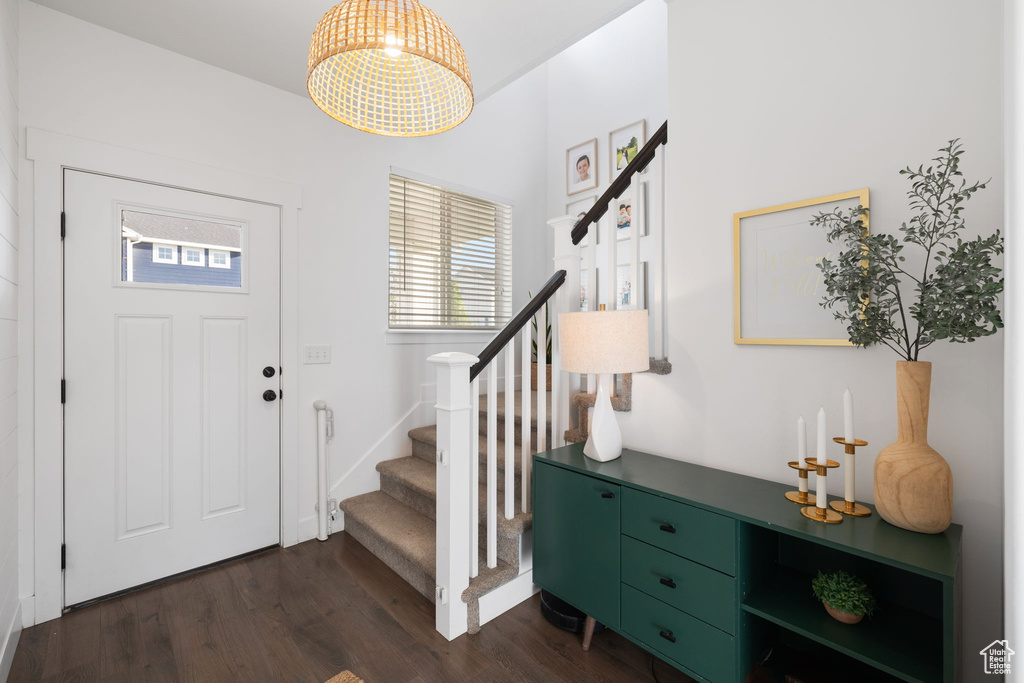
[873,361,953,534]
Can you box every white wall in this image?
[16,0,549,618]
[646,1,1003,678]
[545,0,668,232]
[0,0,17,676]
[1005,0,1023,666]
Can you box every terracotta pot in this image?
[874,361,953,534]
[823,602,864,625]
[530,362,552,392]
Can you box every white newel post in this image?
[548,216,583,448]
[428,351,478,641]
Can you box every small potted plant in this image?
[811,570,877,625]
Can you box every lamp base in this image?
[583,378,622,462]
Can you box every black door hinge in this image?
[61,544,66,570]
[279,390,283,400]
[61,379,66,404]
[60,212,66,241]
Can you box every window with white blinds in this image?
[389,174,512,329]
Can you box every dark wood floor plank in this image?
[9,532,700,683]
[162,575,238,682]
[280,543,421,683]
[39,602,102,680]
[200,563,299,681]
[293,535,485,683]
[133,583,181,683]
[97,592,145,681]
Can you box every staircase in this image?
[340,391,551,634]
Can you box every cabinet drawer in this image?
[621,536,736,635]
[622,488,736,575]
[622,585,735,683]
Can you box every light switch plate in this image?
[304,345,331,364]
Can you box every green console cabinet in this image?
[533,445,962,683]
[533,458,621,629]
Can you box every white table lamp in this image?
[560,310,650,461]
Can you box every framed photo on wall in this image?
[609,120,646,178]
[566,138,598,196]
[567,195,597,246]
[733,188,870,345]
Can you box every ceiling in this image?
[33,0,643,101]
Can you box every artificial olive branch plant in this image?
[812,140,1003,361]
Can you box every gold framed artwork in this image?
[733,188,870,346]
[566,138,598,196]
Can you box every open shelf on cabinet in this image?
[742,566,942,683]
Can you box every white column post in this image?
[549,215,582,447]
[428,351,478,641]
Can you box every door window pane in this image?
[121,210,242,288]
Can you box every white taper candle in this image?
[844,388,855,503]
[797,416,808,493]
[816,407,827,510]
[844,388,855,443]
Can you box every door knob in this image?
[263,366,276,378]
[263,390,278,402]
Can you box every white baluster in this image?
[470,378,479,579]
[652,147,666,359]
[487,361,498,569]
[537,306,547,454]
[585,237,597,393]
[630,175,642,314]
[606,197,617,309]
[428,352,477,641]
[521,326,532,513]
[504,346,515,519]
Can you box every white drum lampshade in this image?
[560,310,650,461]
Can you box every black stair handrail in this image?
[571,120,668,245]
[469,270,566,382]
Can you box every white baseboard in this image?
[18,597,33,629]
[0,602,21,683]
[477,570,538,628]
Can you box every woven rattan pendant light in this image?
[308,0,474,137]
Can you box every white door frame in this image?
[21,128,302,625]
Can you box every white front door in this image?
[63,170,281,607]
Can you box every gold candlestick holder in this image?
[830,437,872,517]
[801,457,843,524]
[785,461,817,505]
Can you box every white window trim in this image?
[153,242,177,264]
[182,247,205,267]
[209,250,231,269]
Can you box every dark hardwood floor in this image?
[8,532,695,682]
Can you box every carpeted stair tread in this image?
[341,491,519,607]
[377,456,435,499]
[340,491,436,578]
[376,456,532,538]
